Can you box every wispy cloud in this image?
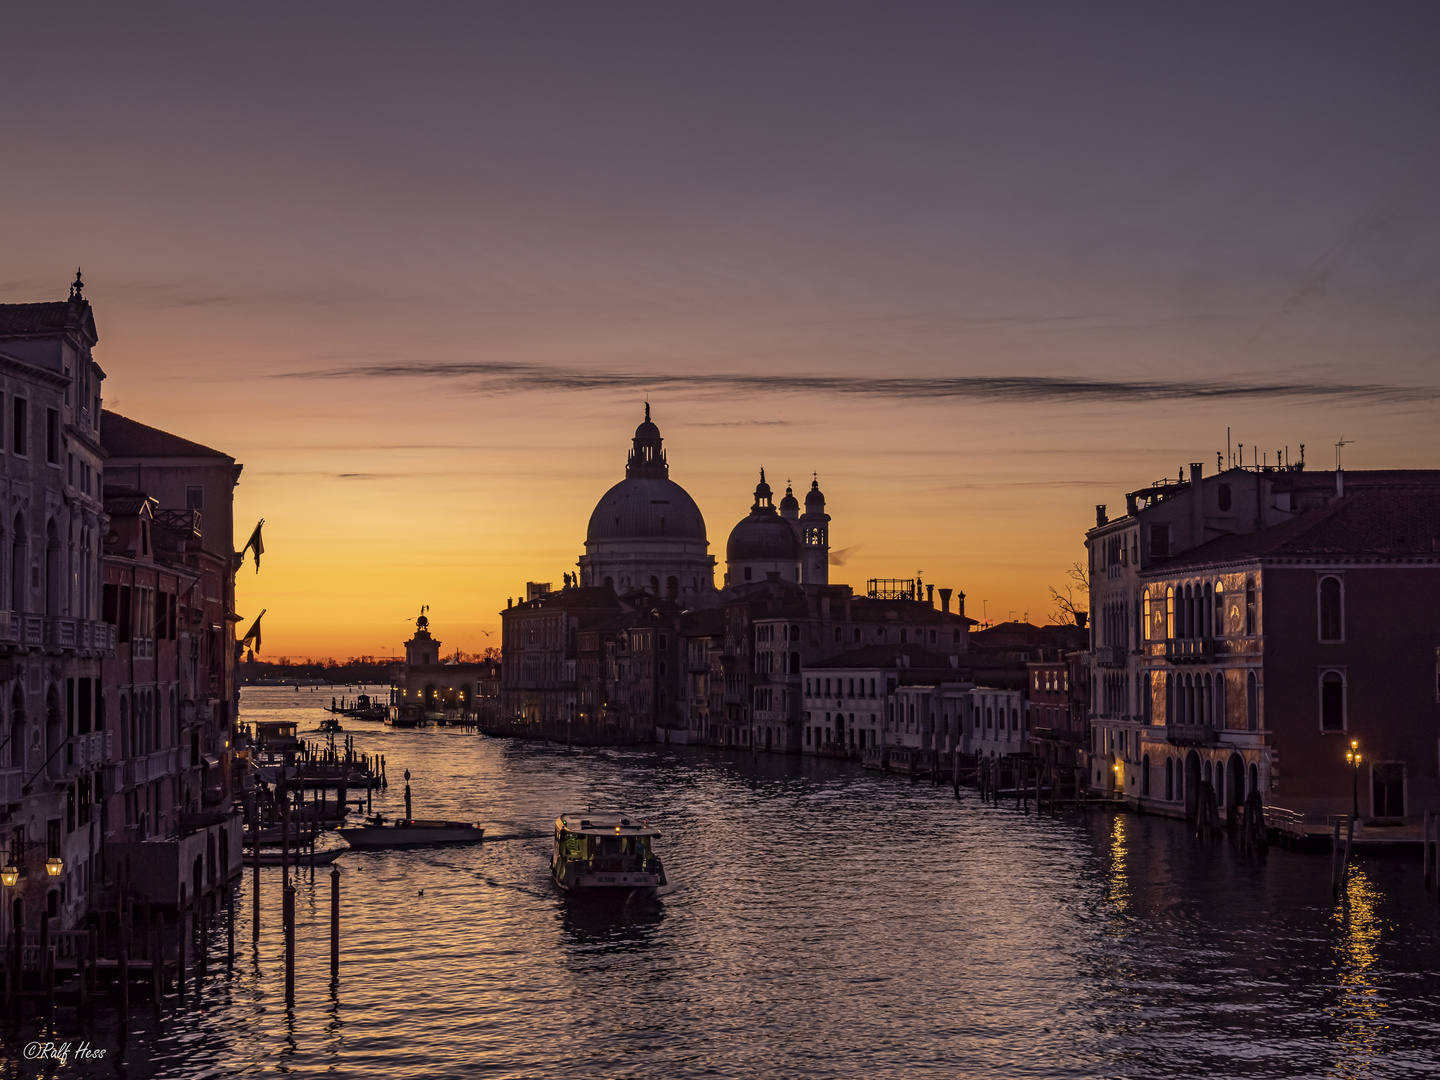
[278,359,1440,405]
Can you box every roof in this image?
[508,586,622,614]
[0,300,95,340]
[101,410,232,460]
[807,642,962,671]
[556,812,661,837]
[1152,489,1440,571]
[586,475,707,543]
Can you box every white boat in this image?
[338,815,485,848]
[551,813,666,895]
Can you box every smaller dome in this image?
[805,477,826,512]
[727,514,800,563]
[779,482,799,518]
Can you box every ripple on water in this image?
[4,687,1439,1078]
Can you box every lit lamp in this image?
[1345,739,1362,820]
[1,864,18,887]
[45,857,64,877]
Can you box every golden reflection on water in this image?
[1329,866,1385,1079]
[1104,813,1131,922]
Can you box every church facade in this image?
[499,407,977,753]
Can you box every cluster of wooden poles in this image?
[4,857,241,1027]
[967,754,1088,815]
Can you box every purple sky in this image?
[4,3,1438,654]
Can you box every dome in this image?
[727,513,800,563]
[805,477,826,512]
[779,482,800,518]
[727,469,800,563]
[587,476,708,542]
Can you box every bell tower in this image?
[799,476,830,585]
[404,607,440,666]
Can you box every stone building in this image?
[1087,462,1440,823]
[98,410,244,904]
[391,610,501,721]
[0,278,113,942]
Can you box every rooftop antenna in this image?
[1335,436,1351,470]
[1227,427,1232,469]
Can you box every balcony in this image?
[0,767,22,803]
[1162,638,1215,664]
[67,730,113,772]
[126,748,180,788]
[1165,724,1216,746]
[1095,645,1127,668]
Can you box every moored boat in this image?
[338,814,484,848]
[551,813,666,895]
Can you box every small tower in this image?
[799,476,830,585]
[779,480,800,526]
[404,607,441,666]
[626,402,668,479]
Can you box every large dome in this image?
[587,476,708,542]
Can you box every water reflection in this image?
[5,687,1440,1079]
[1331,867,1385,1078]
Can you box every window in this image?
[1218,484,1232,511]
[46,409,59,464]
[744,567,752,581]
[1318,577,1343,642]
[1142,755,1151,796]
[1213,583,1224,636]
[1319,671,1343,731]
[1165,757,1174,801]
[1165,587,1174,640]
[12,398,27,455]
[1372,763,1405,818]
[1149,524,1170,557]
[1245,578,1256,636]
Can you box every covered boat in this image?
[551,813,666,895]
[339,814,484,849]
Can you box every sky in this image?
[3,2,1439,658]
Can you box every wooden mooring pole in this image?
[283,881,296,1007]
[330,864,340,979]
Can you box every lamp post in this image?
[1345,739,1362,820]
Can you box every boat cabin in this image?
[247,721,300,754]
[555,814,661,874]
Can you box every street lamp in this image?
[0,864,18,888]
[45,857,63,877]
[1345,739,1362,820]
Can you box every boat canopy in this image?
[556,813,661,838]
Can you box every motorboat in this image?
[551,813,666,895]
[338,814,484,848]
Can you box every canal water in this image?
[4,685,1440,1078]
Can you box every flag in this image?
[242,519,265,572]
[241,609,266,653]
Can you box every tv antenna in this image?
[1335,436,1353,470]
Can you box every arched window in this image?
[1142,589,1152,642]
[1320,671,1344,731]
[1245,578,1257,636]
[1215,672,1227,727]
[1319,577,1343,642]
[1142,755,1151,796]
[1165,587,1175,640]
[119,694,130,757]
[1214,583,1224,636]
[1203,583,1213,639]
[1247,671,1260,731]
[1142,671,1152,723]
[1165,757,1174,801]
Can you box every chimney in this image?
[938,588,952,614]
[1125,492,1137,515]
[1189,462,1203,486]
[507,597,513,608]
[1336,470,1345,498]
[926,583,935,607]
[1096,504,1108,528]
[957,591,966,619]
